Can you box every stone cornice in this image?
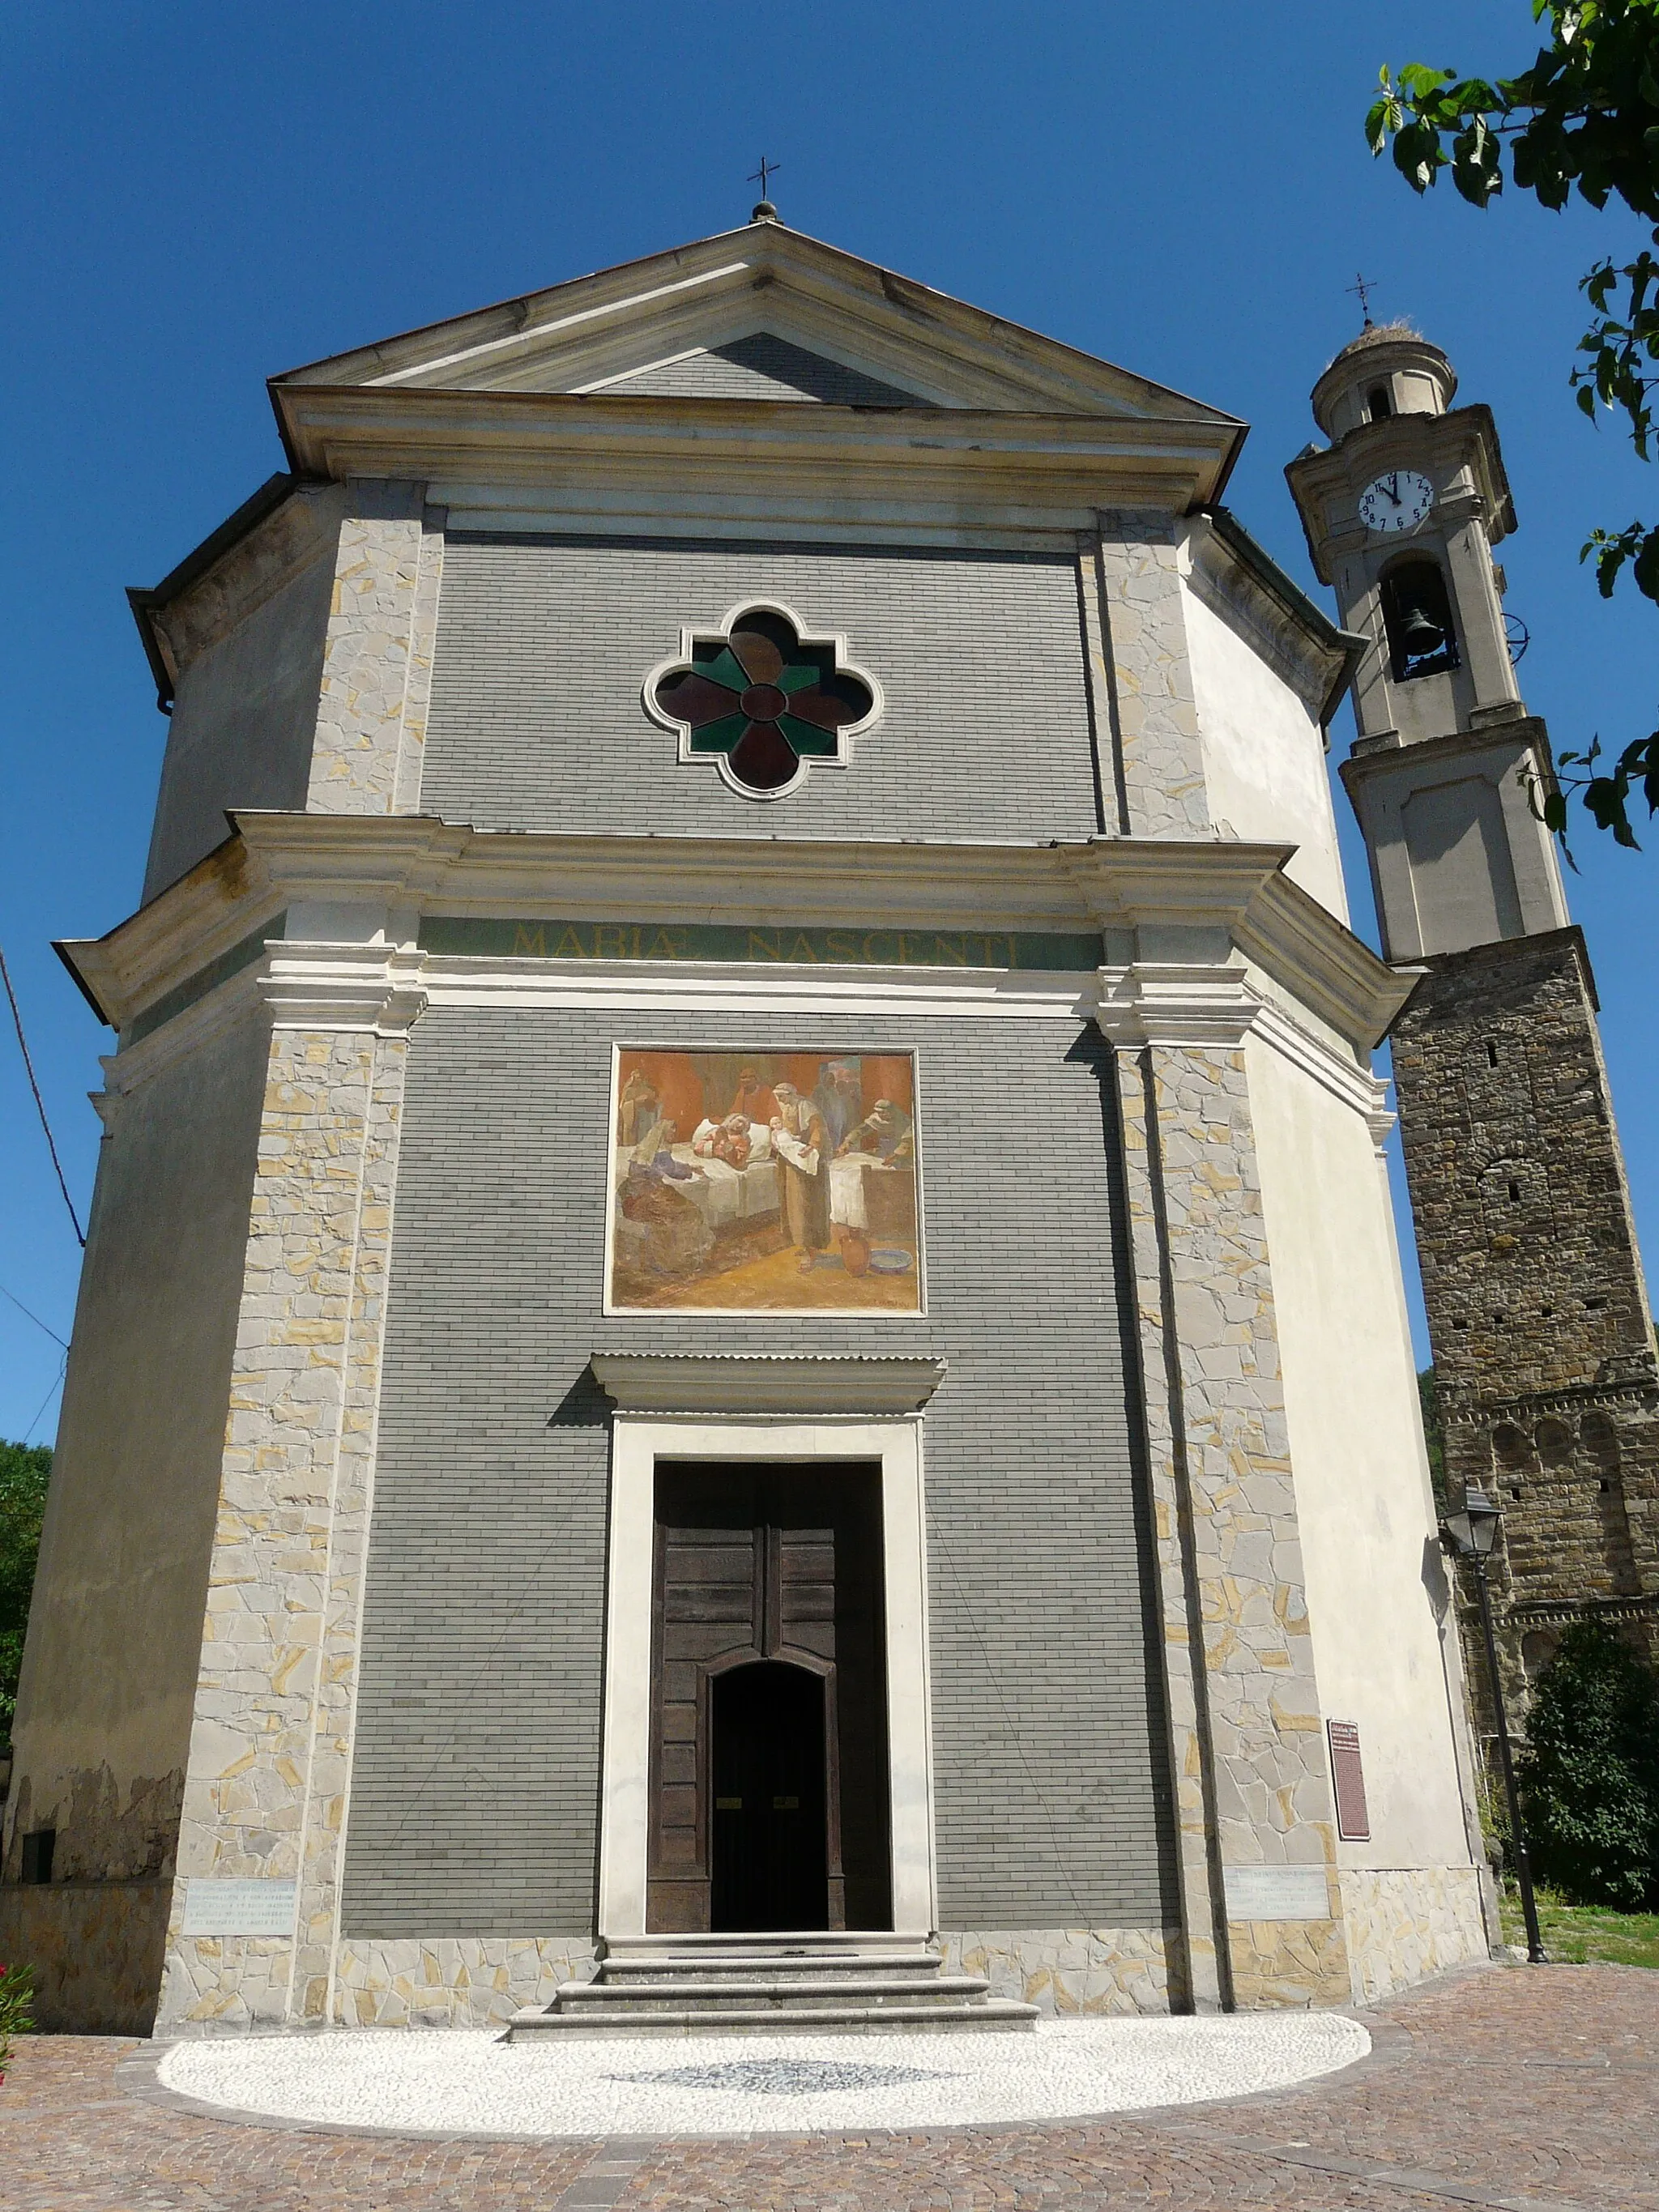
[1341,715,1556,797]
[589,1352,947,1416]
[55,835,288,1038]
[1234,867,1417,1049]
[272,385,1242,518]
[259,948,430,1037]
[130,482,346,699]
[1285,404,1515,584]
[1094,961,1260,1050]
[1441,1367,1659,1429]
[58,814,1408,1059]
[1093,961,1391,1122]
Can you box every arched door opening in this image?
[710,1660,830,1931]
[647,1460,891,1935]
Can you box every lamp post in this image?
[1442,1488,1546,1964]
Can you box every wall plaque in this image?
[179,1878,298,1937]
[1223,1864,1332,1922]
[1328,1719,1371,1841]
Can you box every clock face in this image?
[1359,469,1435,534]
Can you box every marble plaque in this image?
[1223,1864,1332,1921]
[180,1878,298,1937]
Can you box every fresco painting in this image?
[608,1050,921,1312]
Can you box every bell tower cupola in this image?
[1286,323,1567,962]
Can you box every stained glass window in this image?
[646,605,876,798]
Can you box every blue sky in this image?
[2,2,1655,1439]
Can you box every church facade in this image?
[2,217,1491,2033]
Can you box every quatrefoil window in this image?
[644,601,879,799]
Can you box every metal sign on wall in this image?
[1328,1719,1371,1841]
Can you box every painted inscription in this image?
[608,1049,921,1315]
[420,916,1102,970]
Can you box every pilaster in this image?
[153,971,424,2032]
[1100,963,1350,2010]
[307,483,444,816]
[1094,515,1209,840]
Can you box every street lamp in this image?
[1441,1488,1546,1964]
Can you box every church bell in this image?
[1397,599,1448,659]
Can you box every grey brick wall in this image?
[418,535,1104,843]
[342,1008,1176,1937]
[607,334,918,405]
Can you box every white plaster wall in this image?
[5,1013,267,1871]
[1246,1037,1474,1875]
[143,552,335,903]
[1181,586,1349,921]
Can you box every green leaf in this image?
[1632,525,1659,599]
[1393,119,1445,191]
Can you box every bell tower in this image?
[1287,324,1569,961]
[1288,324,1659,1746]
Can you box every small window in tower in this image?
[1486,1041,1499,1068]
[1380,558,1461,683]
[1367,383,1392,420]
[1508,1179,1520,1202]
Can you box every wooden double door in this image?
[648,1461,892,1934]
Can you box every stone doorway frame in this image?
[590,1354,945,1942]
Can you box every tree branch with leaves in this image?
[1366,0,1659,846]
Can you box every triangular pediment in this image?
[275,221,1238,424]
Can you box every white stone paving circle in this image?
[159,2014,1371,2137]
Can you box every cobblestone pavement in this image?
[1,1964,1653,2212]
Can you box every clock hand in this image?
[1385,472,1401,505]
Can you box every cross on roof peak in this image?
[748,156,781,222]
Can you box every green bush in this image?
[1517,1620,1659,1912]
[0,1440,52,1747]
[0,1959,34,2082]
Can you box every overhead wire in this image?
[0,1281,68,1348]
[1,945,86,1248]
[21,1351,68,1447]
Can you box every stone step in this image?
[552,1973,994,2010]
[503,1933,1037,2038]
[601,1929,935,1951]
[508,1997,1038,2036]
[595,1952,947,1985]
[598,1933,936,1965]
